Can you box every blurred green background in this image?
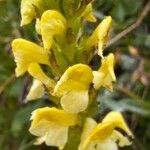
[0,0,150,149]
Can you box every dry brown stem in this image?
[105,0,150,48]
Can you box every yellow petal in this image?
[35,18,41,34]
[45,126,68,148]
[93,71,114,91]
[95,139,118,150]
[29,107,77,147]
[79,120,117,150]
[102,111,133,137]
[30,107,78,126]
[80,139,118,150]
[79,118,97,150]
[91,112,133,140]
[92,71,104,90]
[61,90,89,113]
[20,0,36,26]
[99,53,116,81]
[20,0,48,26]
[15,62,29,77]
[89,122,115,141]
[79,112,133,150]
[54,64,93,97]
[81,4,96,22]
[93,53,116,90]
[30,119,51,137]
[28,63,56,91]
[11,39,50,76]
[25,79,44,102]
[111,130,132,147]
[41,10,67,50]
[31,120,68,148]
[34,136,46,145]
[87,16,112,56]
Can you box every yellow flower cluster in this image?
[11,0,133,149]
[79,112,133,150]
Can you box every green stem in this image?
[48,93,61,108]
[64,126,82,150]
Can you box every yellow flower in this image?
[25,79,44,102]
[79,112,133,150]
[20,0,49,26]
[20,0,36,26]
[93,53,116,91]
[81,3,96,22]
[41,10,67,50]
[11,39,50,77]
[86,16,112,57]
[29,107,78,148]
[54,64,93,113]
[28,63,56,92]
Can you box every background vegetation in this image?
[0,0,150,149]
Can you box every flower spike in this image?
[11,0,133,149]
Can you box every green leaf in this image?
[99,95,150,117]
